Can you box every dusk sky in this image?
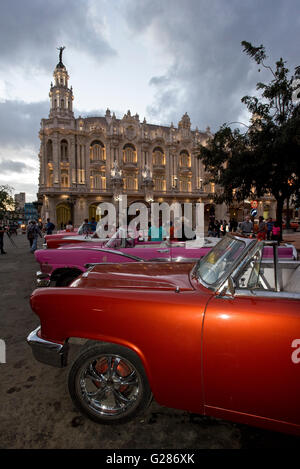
[0,0,299,201]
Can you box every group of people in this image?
[26,218,56,253]
[208,219,232,238]
[239,215,281,241]
[77,217,97,236]
[207,215,282,242]
[0,218,57,255]
[148,218,196,242]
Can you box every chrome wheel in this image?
[68,343,152,423]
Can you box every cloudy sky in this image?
[0,0,299,201]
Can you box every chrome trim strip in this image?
[234,289,300,300]
[60,246,145,262]
[27,326,68,367]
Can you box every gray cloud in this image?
[124,0,300,130]
[0,160,35,174]
[0,99,48,148]
[0,0,116,73]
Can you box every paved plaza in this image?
[0,232,299,449]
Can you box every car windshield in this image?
[195,236,246,287]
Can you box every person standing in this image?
[65,220,74,232]
[78,218,91,236]
[89,217,97,233]
[27,220,42,253]
[45,218,55,235]
[214,220,221,238]
[257,216,266,241]
[239,215,253,236]
[229,218,238,232]
[148,220,166,241]
[0,222,7,254]
[272,221,281,243]
[266,217,274,240]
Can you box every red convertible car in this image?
[27,234,300,435]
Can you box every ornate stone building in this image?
[38,52,228,228]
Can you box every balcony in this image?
[90,159,106,167]
[153,163,166,172]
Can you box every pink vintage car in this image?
[35,228,297,287]
[35,236,219,287]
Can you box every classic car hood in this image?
[71,262,195,291]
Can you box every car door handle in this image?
[157,249,170,253]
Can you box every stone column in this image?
[69,135,76,186]
[52,136,60,186]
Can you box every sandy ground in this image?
[0,232,299,449]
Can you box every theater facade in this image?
[38,52,274,229]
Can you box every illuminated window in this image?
[48,170,53,187]
[60,140,68,161]
[91,171,106,189]
[152,147,165,166]
[180,177,192,192]
[46,140,53,162]
[179,150,191,167]
[154,176,166,191]
[124,175,138,190]
[123,144,137,163]
[90,141,105,161]
[61,170,69,188]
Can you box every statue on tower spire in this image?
[56,46,65,65]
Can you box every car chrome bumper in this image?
[36,271,51,287]
[27,326,68,367]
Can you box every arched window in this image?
[61,169,69,188]
[60,139,68,161]
[154,175,166,191]
[46,140,53,162]
[180,176,192,192]
[123,144,136,164]
[48,169,53,187]
[179,150,191,168]
[152,147,165,166]
[90,140,105,161]
[124,175,138,190]
[90,171,106,189]
[89,204,101,222]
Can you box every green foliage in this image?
[198,41,300,224]
[0,185,15,218]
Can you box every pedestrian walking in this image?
[27,220,42,253]
[45,218,55,235]
[0,222,7,254]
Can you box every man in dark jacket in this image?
[0,222,6,254]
